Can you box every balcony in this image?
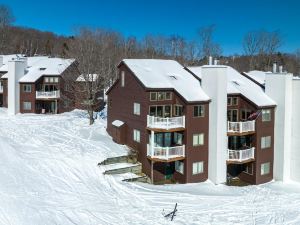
[147,144,185,162]
[36,90,60,99]
[0,86,3,93]
[227,147,255,164]
[227,120,255,135]
[147,115,185,131]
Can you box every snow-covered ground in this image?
[0,108,300,225]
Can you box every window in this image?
[174,132,183,145]
[64,84,69,91]
[241,109,251,121]
[193,133,204,146]
[165,92,172,100]
[175,161,184,174]
[262,109,271,122]
[54,77,59,83]
[49,77,54,83]
[261,136,271,149]
[23,101,31,110]
[228,109,238,122]
[192,161,204,175]
[157,92,165,101]
[150,92,157,101]
[244,163,253,175]
[133,103,140,115]
[227,97,232,106]
[261,162,270,175]
[23,84,31,93]
[232,97,238,105]
[174,105,183,116]
[194,105,205,117]
[121,71,125,87]
[44,77,49,83]
[133,129,140,143]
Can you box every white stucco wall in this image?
[201,66,228,184]
[265,73,293,181]
[7,60,26,115]
[291,79,300,182]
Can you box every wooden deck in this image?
[147,156,185,163]
[226,158,255,165]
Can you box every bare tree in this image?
[197,25,222,60]
[243,32,261,69]
[0,4,15,53]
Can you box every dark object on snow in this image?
[164,203,177,221]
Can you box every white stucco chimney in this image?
[208,56,213,65]
[7,59,26,115]
[201,65,228,184]
[214,59,218,65]
[279,65,283,73]
[265,71,293,182]
[273,63,277,73]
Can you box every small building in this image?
[0,55,79,114]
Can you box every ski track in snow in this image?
[0,108,300,225]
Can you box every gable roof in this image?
[243,70,272,86]
[120,59,210,102]
[188,66,276,108]
[1,55,75,82]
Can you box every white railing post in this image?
[166,147,169,159]
[239,150,243,161]
[183,145,185,157]
[151,130,154,157]
[183,115,185,128]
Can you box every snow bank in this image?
[0,108,300,224]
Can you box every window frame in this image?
[121,71,125,87]
[244,163,254,175]
[133,129,141,143]
[174,105,183,116]
[232,97,238,106]
[262,109,271,122]
[157,92,165,101]
[175,161,184,174]
[261,162,270,175]
[150,92,157,101]
[193,105,205,117]
[261,136,271,149]
[193,133,204,146]
[23,101,32,110]
[192,161,204,175]
[23,84,32,93]
[133,102,141,115]
[165,92,172,100]
[227,97,232,106]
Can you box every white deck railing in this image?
[0,86,3,93]
[36,90,60,99]
[227,148,255,162]
[228,120,255,133]
[147,115,185,130]
[147,144,185,160]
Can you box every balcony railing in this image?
[147,115,185,130]
[227,120,255,133]
[36,90,60,99]
[147,144,185,161]
[227,148,255,162]
[0,86,3,93]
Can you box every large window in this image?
[23,101,31,110]
[149,105,171,117]
[228,97,238,106]
[175,161,184,174]
[262,109,271,122]
[133,103,140,115]
[261,136,271,149]
[193,133,204,146]
[193,105,205,117]
[241,109,251,121]
[133,129,140,143]
[149,92,172,101]
[192,162,204,175]
[44,77,59,83]
[23,84,31,93]
[261,162,270,175]
[228,109,238,122]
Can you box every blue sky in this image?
[2,0,300,55]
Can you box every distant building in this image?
[0,55,81,114]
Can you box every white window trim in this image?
[193,133,204,146]
[261,136,271,149]
[262,109,271,122]
[133,103,140,115]
[192,161,204,175]
[175,161,184,174]
[261,162,270,175]
[133,129,140,143]
[23,101,32,110]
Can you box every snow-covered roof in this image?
[112,120,124,127]
[188,66,276,107]
[1,55,75,82]
[243,70,272,86]
[122,59,210,102]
